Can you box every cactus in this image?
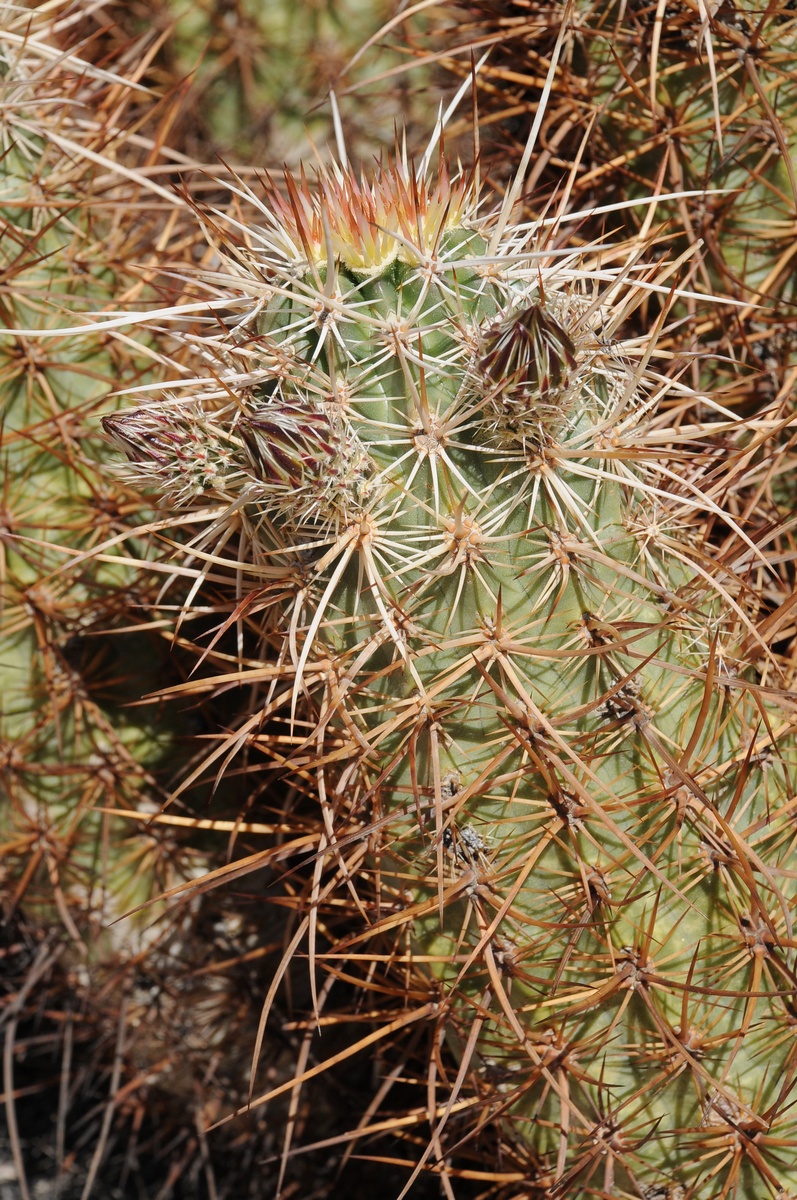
[430,1,797,397]
[2,8,469,1197]
[0,8,255,1194]
[0,0,209,948]
[122,0,437,165]
[104,141,797,1198]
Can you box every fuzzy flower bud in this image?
[102,407,250,506]
[480,302,578,440]
[240,400,376,536]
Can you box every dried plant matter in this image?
[103,117,797,1196]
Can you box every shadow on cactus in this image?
[103,136,797,1198]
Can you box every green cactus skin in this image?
[0,3,206,950]
[105,152,797,1198]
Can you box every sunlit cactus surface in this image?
[105,146,797,1199]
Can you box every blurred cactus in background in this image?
[116,0,437,164]
[0,0,200,957]
[0,4,229,1191]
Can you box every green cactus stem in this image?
[105,147,797,1198]
[0,0,213,953]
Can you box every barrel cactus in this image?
[103,145,797,1199]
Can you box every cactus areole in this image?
[106,156,797,1198]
